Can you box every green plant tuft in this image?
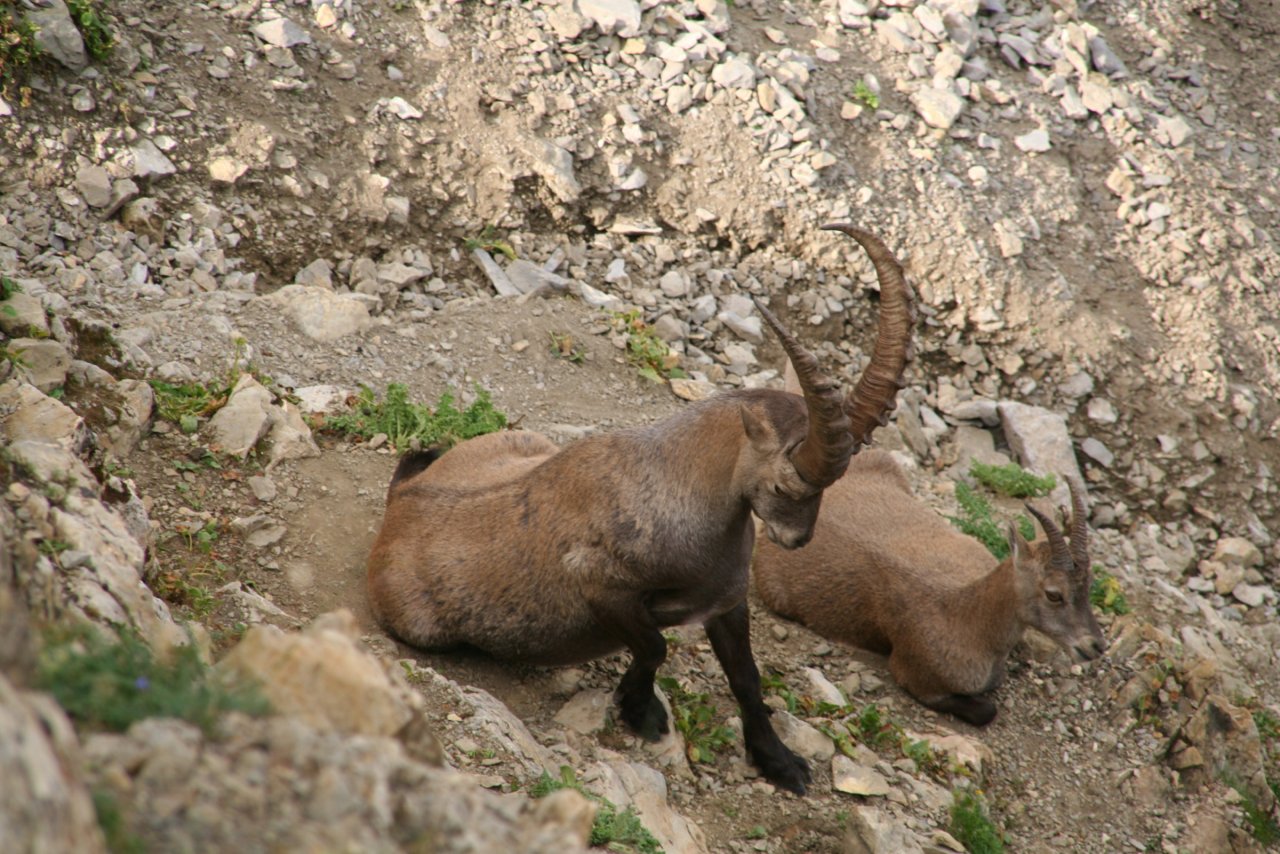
[969,461,1056,498]
[463,224,516,261]
[1089,568,1131,615]
[92,787,145,854]
[36,625,270,734]
[66,0,113,60]
[946,483,1035,560]
[323,383,507,451]
[851,80,879,110]
[609,310,687,383]
[530,766,663,853]
[950,789,1006,854]
[0,6,41,102]
[656,676,736,764]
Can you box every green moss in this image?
[323,383,507,451]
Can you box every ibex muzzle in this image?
[755,449,1107,726]
[366,226,914,793]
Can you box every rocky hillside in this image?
[2,0,1279,852]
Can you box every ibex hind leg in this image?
[926,693,998,726]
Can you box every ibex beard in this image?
[365,225,914,795]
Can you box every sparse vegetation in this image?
[36,625,270,734]
[851,80,879,109]
[149,379,232,434]
[969,461,1056,498]
[92,788,145,854]
[66,0,113,61]
[610,310,687,383]
[463,224,516,260]
[1,274,21,300]
[656,676,736,764]
[946,483,1036,560]
[0,4,41,103]
[323,383,507,451]
[1089,568,1132,615]
[550,331,587,364]
[949,788,1006,854]
[529,766,663,854]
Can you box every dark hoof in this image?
[930,693,998,726]
[617,690,669,741]
[751,744,812,795]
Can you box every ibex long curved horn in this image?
[755,301,853,487]
[822,224,917,450]
[1024,504,1074,572]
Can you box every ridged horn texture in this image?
[1067,477,1089,574]
[755,299,854,488]
[1025,504,1073,572]
[821,224,917,450]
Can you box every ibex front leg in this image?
[591,591,670,740]
[706,602,811,794]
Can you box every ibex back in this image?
[366,225,914,794]
[754,449,1106,726]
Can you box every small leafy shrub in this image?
[1089,568,1131,615]
[36,625,269,734]
[946,483,1035,560]
[656,676,736,763]
[324,383,507,451]
[149,379,232,434]
[969,461,1056,498]
[950,788,1005,854]
[610,310,687,382]
[851,80,879,109]
[66,0,113,60]
[529,766,663,853]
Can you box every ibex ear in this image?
[740,405,770,446]
[1007,521,1031,564]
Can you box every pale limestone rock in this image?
[260,284,373,342]
[0,380,89,451]
[832,754,891,796]
[774,710,836,761]
[218,610,415,737]
[206,374,274,458]
[7,339,71,392]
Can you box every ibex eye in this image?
[1046,590,1064,604]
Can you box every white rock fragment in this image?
[130,140,177,178]
[832,755,891,796]
[253,18,312,49]
[208,156,250,185]
[575,0,642,37]
[1014,128,1051,153]
[261,285,373,342]
[1155,113,1194,147]
[1080,437,1115,467]
[912,86,965,130]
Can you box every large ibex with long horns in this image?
[366,225,914,793]
[755,449,1106,725]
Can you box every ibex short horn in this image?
[366,225,914,794]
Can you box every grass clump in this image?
[969,461,1056,498]
[324,383,507,451]
[530,766,663,853]
[92,788,145,854]
[656,676,736,764]
[946,483,1035,560]
[1089,568,1131,615]
[36,625,269,734]
[66,0,113,60]
[949,788,1006,854]
[149,379,231,434]
[610,310,687,383]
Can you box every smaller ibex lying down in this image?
[754,450,1106,726]
[366,225,914,795]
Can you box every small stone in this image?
[130,140,177,178]
[248,475,277,502]
[75,165,113,208]
[0,293,49,337]
[1080,437,1114,467]
[209,156,250,185]
[832,755,890,796]
[1232,583,1269,608]
[7,340,71,393]
[253,18,312,48]
[1014,128,1051,153]
[1212,537,1263,569]
[912,85,964,130]
[575,0,642,37]
[669,378,717,402]
[1086,398,1118,424]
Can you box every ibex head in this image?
[1014,478,1107,661]
[743,225,914,551]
